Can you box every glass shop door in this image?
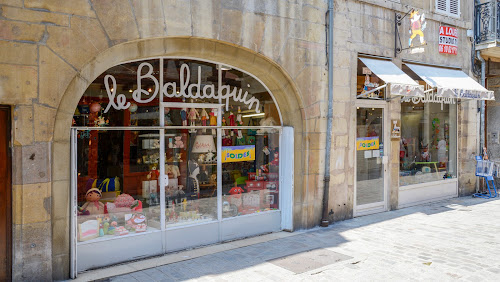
[161,102,222,252]
[355,103,388,216]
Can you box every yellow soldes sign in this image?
[356,137,379,151]
[222,145,256,163]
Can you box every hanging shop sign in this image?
[103,62,261,114]
[439,26,458,55]
[391,119,401,140]
[221,145,256,163]
[401,91,455,110]
[409,10,426,48]
[356,137,380,151]
[395,9,427,56]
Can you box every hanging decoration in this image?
[395,8,427,56]
[90,102,102,113]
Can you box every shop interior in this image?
[73,59,282,243]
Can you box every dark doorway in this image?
[0,105,12,281]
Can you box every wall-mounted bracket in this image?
[394,9,414,57]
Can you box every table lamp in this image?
[191,135,216,154]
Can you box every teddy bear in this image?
[174,136,184,148]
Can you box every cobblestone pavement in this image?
[101,197,500,281]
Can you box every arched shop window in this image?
[72,58,282,255]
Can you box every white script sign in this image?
[401,91,455,110]
[104,62,261,113]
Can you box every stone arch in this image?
[51,37,305,276]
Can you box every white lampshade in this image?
[192,135,216,153]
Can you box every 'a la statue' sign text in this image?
[104,62,261,113]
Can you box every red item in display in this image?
[229,186,244,195]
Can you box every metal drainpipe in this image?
[321,0,334,227]
[477,51,485,157]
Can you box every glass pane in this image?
[76,130,161,243]
[356,108,384,205]
[165,129,217,227]
[73,59,161,127]
[164,106,219,127]
[399,100,457,186]
[222,129,280,218]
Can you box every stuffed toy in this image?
[205,151,215,163]
[166,164,181,178]
[80,188,105,215]
[174,136,184,148]
[108,193,142,213]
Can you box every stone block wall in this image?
[329,0,477,216]
[0,0,480,279]
[0,0,329,279]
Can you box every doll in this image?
[236,106,243,125]
[165,107,173,126]
[209,108,218,135]
[209,108,217,126]
[180,108,187,126]
[270,149,279,166]
[186,160,200,198]
[188,108,199,126]
[228,111,236,126]
[421,145,431,162]
[200,109,209,126]
[81,188,105,215]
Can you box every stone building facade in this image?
[0,0,480,280]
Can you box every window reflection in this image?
[222,130,280,218]
[399,101,457,186]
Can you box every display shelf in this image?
[77,225,160,245]
[165,217,215,228]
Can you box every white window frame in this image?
[435,0,461,18]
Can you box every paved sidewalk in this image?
[80,197,500,281]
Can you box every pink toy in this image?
[114,226,129,236]
[188,108,199,126]
[114,193,135,208]
[174,136,184,148]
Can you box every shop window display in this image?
[76,130,161,242]
[356,59,386,100]
[221,129,280,218]
[399,100,457,186]
[164,129,217,227]
[73,58,282,245]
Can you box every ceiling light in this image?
[242,113,265,118]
